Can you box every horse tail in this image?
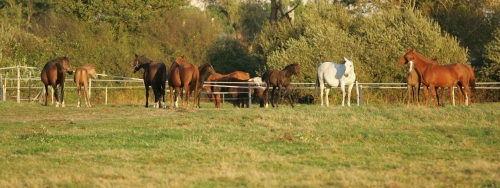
[468,65,476,90]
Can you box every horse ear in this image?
[135,54,138,58]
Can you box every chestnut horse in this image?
[263,63,301,108]
[41,56,73,107]
[398,49,475,107]
[211,77,252,108]
[74,64,97,107]
[168,56,200,109]
[133,54,167,108]
[204,71,250,108]
[196,62,217,108]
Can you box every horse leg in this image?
[456,83,465,106]
[84,82,92,107]
[429,85,439,107]
[319,84,325,107]
[77,84,82,107]
[154,85,161,108]
[169,86,175,109]
[324,88,330,107]
[407,85,412,107]
[44,85,49,106]
[438,87,444,107]
[341,83,346,107]
[416,84,420,106]
[53,85,60,107]
[463,83,472,106]
[60,83,66,107]
[286,87,294,108]
[423,86,429,107]
[276,86,283,108]
[145,85,150,108]
[347,83,354,107]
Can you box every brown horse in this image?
[74,64,97,107]
[167,56,200,109]
[133,54,167,108]
[196,62,217,108]
[204,71,250,108]
[211,77,248,108]
[398,49,475,107]
[41,56,73,107]
[406,59,421,106]
[406,58,438,106]
[263,63,301,108]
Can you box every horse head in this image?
[175,55,186,66]
[289,63,301,78]
[398,49,415,66]
[62,56,73,75]
[86,64,98,79]
[202,62,216,76]
[343,57,354,77]
[133,54,151,73]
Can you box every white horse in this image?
[316,57,356,107]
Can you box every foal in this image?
[74,64,97,107]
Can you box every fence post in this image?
[17,66,20,103]
[0,73,2,101]
[248,85,252,108]
[4,73,6,101]
[89,78,92,99]
[28,71,32,102]
[356,81,359,106]
[358,84,363,106]
[105,87,108,105]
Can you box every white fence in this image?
[1,66,500,106]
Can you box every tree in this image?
[482,28,500,81]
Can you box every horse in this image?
[133,54,167,108]
[398,49,476,107]
[263,63,301,108]
[211,77,255,108]
[316,57,356,107]
[248,77,267,108]
[167,56,200,109]
[73,64,97,107]
[196,62,217,108]
[41,56,73,107]
[406,59,421,106]
[204,71,250,108]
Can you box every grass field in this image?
[0,101,499,187]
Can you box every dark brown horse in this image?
[74,64,97,107]
[41,56,73,107]
[263,63,301,108]
[133,54,167,108]
[398,49,475,107]
[167,56,200,109]
[196,62,217,108]
[204,71,250,108]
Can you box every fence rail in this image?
[1,66,500,106]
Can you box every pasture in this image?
[0,101,499,187]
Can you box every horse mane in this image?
[48,56,69,64]
[408,49,433,64]
[283,63,298,70]
[81,64,94,70]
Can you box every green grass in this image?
[1,101,499,187]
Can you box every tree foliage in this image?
[482,28,500,81]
